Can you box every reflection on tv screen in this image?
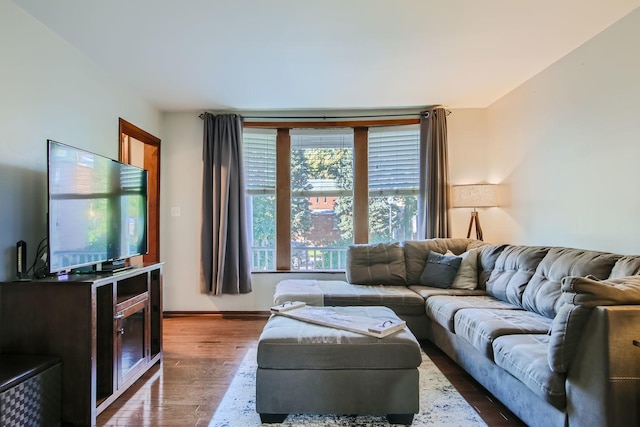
[48,141,148,273]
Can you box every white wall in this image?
[447,108,511,243]
[485,7,640,254]
[0,0,161,280]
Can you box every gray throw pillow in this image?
[419,251,463,288]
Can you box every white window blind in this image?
[243,129,276,195]
[368,125,420,196]
[290,128,354,149]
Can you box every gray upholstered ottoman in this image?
[256,306,422,424]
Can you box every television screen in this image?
[47,140,148,273]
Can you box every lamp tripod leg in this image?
[474,212,483,241]
[466,210,484,241]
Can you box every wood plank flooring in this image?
[97,316,526,427]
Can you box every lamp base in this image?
[466,210,484,241]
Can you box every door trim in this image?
[119,118,161,264]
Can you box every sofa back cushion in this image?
[476,244,508,289]
[609,255,640,278]
[522,248,621,318]
[485,245,550,306]
[404,238,476,285]
[346,242,406,285]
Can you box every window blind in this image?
[243,129,276,195]
[368,125,419,196]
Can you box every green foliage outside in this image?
[249,143,418,269]
[252,195,275,247]
[290,148,312,241]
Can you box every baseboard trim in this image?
[163,310,271,319]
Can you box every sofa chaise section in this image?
[273,279,428,337]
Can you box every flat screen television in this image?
[47,140,148,273]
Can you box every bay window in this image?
[243,121,420,271]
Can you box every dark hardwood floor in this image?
[97,316,525,426]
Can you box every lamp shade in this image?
[452,184,498,208]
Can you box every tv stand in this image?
[0,262,163,426]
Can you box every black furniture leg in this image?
[387,413,414,425]
[259,413,288,423]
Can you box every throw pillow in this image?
[419,251,463,288]
[448,249,479,290]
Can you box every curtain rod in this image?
[198,110,450,120]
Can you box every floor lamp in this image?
[452,184,498,241]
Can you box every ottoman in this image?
[256,306,422,424]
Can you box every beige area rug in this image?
[210,347,487,426]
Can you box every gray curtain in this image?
[201,113,252,294]
[418,108,451,239]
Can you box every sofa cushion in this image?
[547,303,591,374]
[522,248,621,318]
[454,308,552,358]
[404,238,476,285]
[608,255,640,278]
[476,244,508,289]
[409,286,487,300]
[273,279,425,316]
[493,334,566,409]
[425,295,516,332]
[274,279,326,306]
[323,284,426,316]
[419,251,463,288]
[346,242,406,285]
[485,245,550,307]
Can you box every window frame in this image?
[244,118,420,271]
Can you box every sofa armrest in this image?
[566,305,640,427]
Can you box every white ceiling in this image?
[11,0,640,112]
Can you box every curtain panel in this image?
[418,108,451,239]
[201,113,252,294]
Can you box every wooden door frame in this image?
[119,118,161,264]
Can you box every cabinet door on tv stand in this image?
[116,297,150,388]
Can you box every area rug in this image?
[209,346,487,426]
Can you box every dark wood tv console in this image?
[0,262,163,426]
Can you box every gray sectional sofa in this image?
[273,238,640,427]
